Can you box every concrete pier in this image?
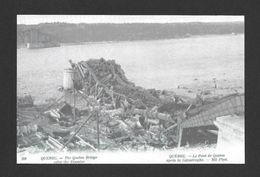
[214,115,244,152]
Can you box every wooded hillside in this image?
[17,22,244,47]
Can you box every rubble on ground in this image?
[17,58,244,153]
[17,95,34,107]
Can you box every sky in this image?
[17,15,244,25]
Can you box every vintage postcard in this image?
[17,15,244,164]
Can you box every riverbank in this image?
[171,78,244,100]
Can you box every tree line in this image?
[17,22,244,47]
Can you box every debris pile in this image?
[71,58,161,108]
[17,95,34,107]
[17,58,244,153]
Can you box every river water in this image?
[17,34,244,104]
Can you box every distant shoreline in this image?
[17,33,244,49]
[17,22,244,49]
[61,33,243,46]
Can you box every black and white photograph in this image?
[16,15,244,164]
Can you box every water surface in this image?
[17,34,244,104]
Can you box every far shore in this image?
[17,33,244,49]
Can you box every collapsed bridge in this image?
[17,58,245,152]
